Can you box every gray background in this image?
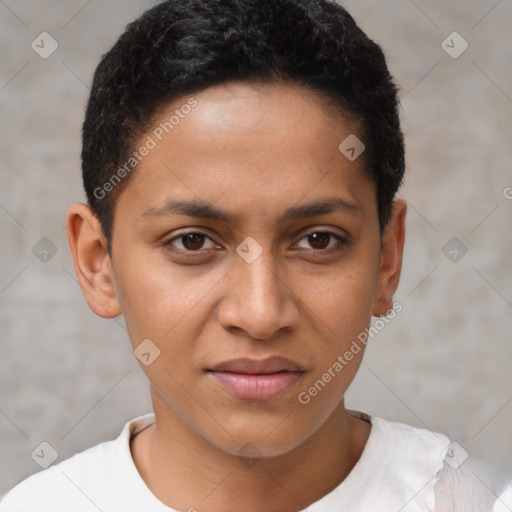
[1,0,511,496]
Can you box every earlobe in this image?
[372,199,407,317]
[66,202,122,319]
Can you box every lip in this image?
[207,357,306,401]
[209,356,305,374]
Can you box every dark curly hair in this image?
[82,0,405,256]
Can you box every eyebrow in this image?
[141,197,360,222]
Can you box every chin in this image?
[203,419,310,460]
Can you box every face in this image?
[69,81,405,458]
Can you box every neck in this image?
[131,390,371,512]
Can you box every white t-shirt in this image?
[1,410,510,511]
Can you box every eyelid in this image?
[292,228,350,253]
[163,229,220,251]
[299,225,351,240]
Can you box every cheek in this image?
[293,276,372,429]
[113,252,223,344]
[298,253,379,337]
[293,249,379,391]
[312,272,375,321]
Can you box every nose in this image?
[217,247,301,341]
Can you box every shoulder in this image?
[366,414,512,511]
[0,414,155,512]
[0,436,120,512]
[0,443,113,512]
[434,454,512,511]
[360,414,451,511]
[366,414,451,466]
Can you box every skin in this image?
[67,81,406,512]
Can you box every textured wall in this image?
[1,0,511,496]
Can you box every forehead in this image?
[152,81,361,161]
[116,81,376,226]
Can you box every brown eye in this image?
[296,231,346,251]
[181,233,206,250]
[164,231,218,253]
[307,232,331,249]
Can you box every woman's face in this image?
[103,81,402,457]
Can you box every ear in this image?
[66,202,122,318]
[372,199,407,317]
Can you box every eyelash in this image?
[163,229,349,257]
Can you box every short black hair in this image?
[82,0,405,256]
